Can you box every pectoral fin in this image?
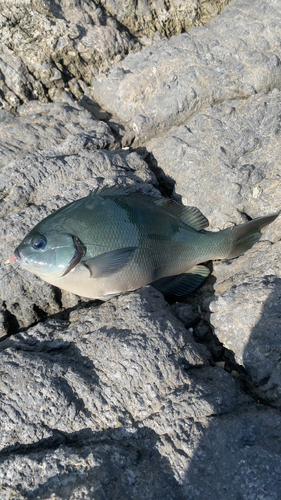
[84,247,136,278]
[151,265,210,296]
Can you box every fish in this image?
[14,186,278,299]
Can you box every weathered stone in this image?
[0,1,138,109]
[0,288,209,449]
[0,99,116,167]
[0,0,281,498]
[145,84,281,406]
[147,90,281,405]
[147,90,281,229]
[90,0,281,142]
[0,44,46,111]
[0,289,280,499]
[99,0,232,38]
[210,238,281,407]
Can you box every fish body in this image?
[15,186,278,299]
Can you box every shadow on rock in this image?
[0,426,187,500]
[135,148,176,197]
[242,276,281,407]
[177,277,281,499]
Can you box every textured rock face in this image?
[91,0,281,142]
[210,242,281,407]
[0,0,228,110]
[99,0,232,38]
[0,99,116,167]
[2,288,281,500]
[0,0,138,109]
[147,90,281,228]
[1,0,281,498]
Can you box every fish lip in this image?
[14,247,29,265]
[61,235,86,277]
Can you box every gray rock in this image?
[0,99,116,167]
[0,44,46,111]
[0,147,157,337]
[147,90,281,229]
[0,0,232,112]
[146,85,281,406]
[210,238,281,407]
[0,1,138,109]
[0,289,281,499]
[90,0,281,142]
[99,0,232,38]
[0,288,209,449]
[0,0,281,497]
[1,405,281,500]
[143,405,281,499]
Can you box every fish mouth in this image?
[61,235,86,277]
[14,247,29,265]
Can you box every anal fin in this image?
[151,265,210,296]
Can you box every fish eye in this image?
[31,235,47,250]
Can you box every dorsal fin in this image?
[89,186,209,230]
[90,185,136,197]
[154,199,209,230]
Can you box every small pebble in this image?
[188,327,194,333]
[215,361,225,369]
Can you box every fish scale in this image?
[14,186,279,299]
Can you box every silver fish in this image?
[14,186,278,299]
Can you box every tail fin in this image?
[226,213,279,259]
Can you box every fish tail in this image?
[223,213,279,259]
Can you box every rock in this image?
[171,301,201,326]
[0,0,281,497]
[99,0,232,38]
[0,44,46,111]
[0,288,281,499]
[0,288,209,449]
[0,1,138,109]
[0,143,157,337]
[147,90,281,228]
[145,84,281,408]
[210,238,281,407]
[0,99,116,167]
[145,85,281,407]
[90,0,281,142]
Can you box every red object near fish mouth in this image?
[4,256,17,264]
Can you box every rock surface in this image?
[211,241,281,407]
[91,0,281,142]
[99,0,232,38]
[0,99,116,167]
[0,0,281,498]
[147,90,281,228]
[1,288,281,500]
[0,0,227,110]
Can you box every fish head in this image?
[15,226,86,280]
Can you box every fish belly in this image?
[45,235,209,299]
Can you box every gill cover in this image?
[15,232,86,279]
